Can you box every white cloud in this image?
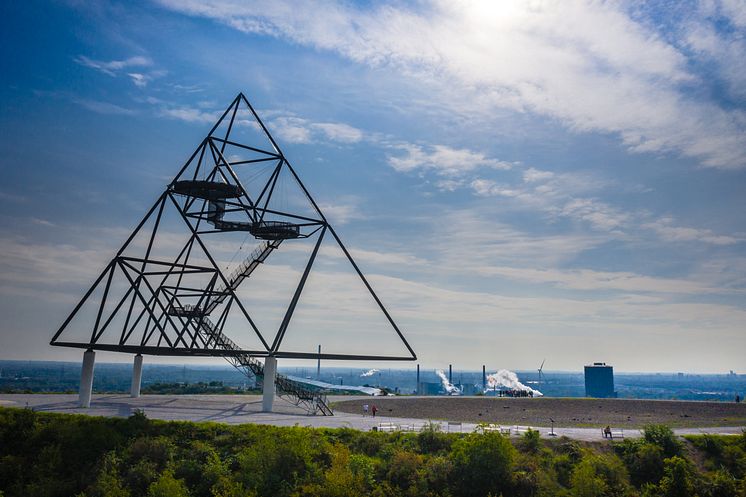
[72,98,137,116]
[127,73,149,87]
[157,0,746,169]
[311,122,364,143]
[477,266,719,295]
[75,55,163,88]
[74,55,152,76]
[432,209,605,268]
[160,107,220,123]
[270,116,313,143]
[388,143,511,177]
[523,167,554,183]
[317,202,363,225]
[557,198,630,232]
[470,179,522,198]
[267,116,365,144]
[465,167,739,244]
[30,218,55,227]
[684,17,746,102]
[468,170,626,233]
[435,179,464,191]
[643,217,744,245]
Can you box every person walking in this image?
[371,405,378,417]
[363,404,369,416]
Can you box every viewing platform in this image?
[171,180,242,200]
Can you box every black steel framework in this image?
[50,93,417,366]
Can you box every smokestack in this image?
[482,365,486,390]
[317,344,321,379]
[416,364,420,394]
[449,364,452,383]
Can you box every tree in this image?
[88,453,130,497]
[643,425,681,458]
[449,433,515,497]
[570,453,631,497]
[657,456,698,497]
[571,460,608,497]
[147,471,189,497]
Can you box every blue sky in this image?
[1,0,745,372]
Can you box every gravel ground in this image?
[332,396,746,429]
[2,394,744,440]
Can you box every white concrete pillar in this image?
[79,349,96,408]
[262,356,277,412]
[130,354,143,398]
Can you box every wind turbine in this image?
[538,359,546,386]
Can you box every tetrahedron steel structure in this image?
[50,93,417,364]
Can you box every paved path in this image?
[1,394,743,442]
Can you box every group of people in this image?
[492,389,535,398]
[362,404,378,416]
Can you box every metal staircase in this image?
[167,240,281,318]
[196,316,333,415]
[205,239,283,314]
[166,239,332,415]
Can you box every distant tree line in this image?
[141,382,260,395]
[1,407,745,496]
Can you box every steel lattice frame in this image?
[50,93,417,362]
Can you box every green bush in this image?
[656,456,699,497]
[616,440,665,487]
[569,453,631,497]
[643,425,681,458]
[704,469,738,497]
[147,471,189,497]
[553,453,576,488]
[449,432,515,497]
[3,406,745,497]
[522,428,542,454]
[417,422,452,454]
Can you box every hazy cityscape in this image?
[2,360,743,402]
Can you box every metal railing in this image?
[196,316,332,416]
[204,239,282,314]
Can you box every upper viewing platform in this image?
[171,180,242,201]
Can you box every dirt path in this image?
[333,396,746,429]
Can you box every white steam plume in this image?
[485,369,543,396]
[435,369,462,395]
[360,368,380,377]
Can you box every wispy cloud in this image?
[387,143,511,177]
[74,55,152,76]
[270,116,313,143]
[268,115,365,144]
[477,266,720,295]
[556,198,630,233]
[30,218,55,227]
[157,0,746,169]
[0,191,28,203]
[312,122,363,143]
[71,98,137,116]
[74,55,163,87]
[643,217,744,246]
[317,201,364,225]
[127,72,149,87]
[160,106,219,123]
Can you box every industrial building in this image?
[418,382,444,395]
[585,362,617,398]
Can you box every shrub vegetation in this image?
[1,408,746,496]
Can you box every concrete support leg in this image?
[262,357,277,412]
[130,354,143,398]
[79,349,96,408]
